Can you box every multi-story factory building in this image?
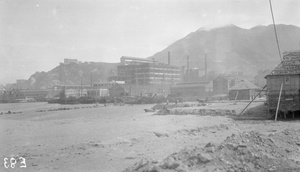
[113,56,181,95]
[117,56,181,85]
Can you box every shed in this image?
[265,50,300,112]
[229,80,260,100]
[170,81,210,98]
[213,76,228,95]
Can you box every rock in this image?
[227,168,235,172]
[199,153,213,163]
[153,132,169,137]
[205,147,215,153]
[268,167,276,171]
[134,159,149,171]
[237,144,247,148]
[160,159,180,169]
[285,148,292,153]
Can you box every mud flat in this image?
[1,102,300,171]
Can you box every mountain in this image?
[22,62,118,89]
[148,24,300,75]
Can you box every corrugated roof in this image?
[229,80,260,90]
[270,50,300,75]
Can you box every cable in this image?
[269,0,282,62]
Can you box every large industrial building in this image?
[111,56,181,95]
[117,62,181,85]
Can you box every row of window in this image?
[118,71,180,76]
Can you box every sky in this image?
[0,0,299,84]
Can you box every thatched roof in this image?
[229,80,260,91]
[270,50,300,75]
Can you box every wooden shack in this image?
[265,50,300,115]
[213,76,228,95]
[228,80,260,100]
[170,81,210,98]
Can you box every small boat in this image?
[144,109,155,112]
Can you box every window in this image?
[284,76,291,84]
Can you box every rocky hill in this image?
[148,24,300,75]
[23,62,118,89]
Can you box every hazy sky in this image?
[0,0,299,84]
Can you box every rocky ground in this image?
[1,101,300,172]
[124,129,300,172]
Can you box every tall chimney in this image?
[187,55,190,82]
[205,53,207,81]
[168,51,171,65]
[187,55,190,70]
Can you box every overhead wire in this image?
[269,0,282,62]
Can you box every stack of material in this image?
[272,50,300,75]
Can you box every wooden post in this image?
[235,90,239,101]
[275,82,283,121]
[238,85,266,117]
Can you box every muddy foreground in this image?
[1,102,300,172]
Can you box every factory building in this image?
[117,62,181,85]
[111,55,181,95]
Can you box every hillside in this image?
[148,24,300,75]
[24,62,118,89]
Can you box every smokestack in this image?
[187,55,190,70]
[205,53,207,81]
[90,72,93,86]
[187,55,190,82]
[168,51,170,65]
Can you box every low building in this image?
[170,81,210,98]
[64,58,78,64]
[92,81,126,97]
[54,85,90,98]
[228,80,260,100]
[213,76,228,95]
[54,81,127,98]
[18,89,49,101]
[265,50,300,112]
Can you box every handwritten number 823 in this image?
[4,157,26,168]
